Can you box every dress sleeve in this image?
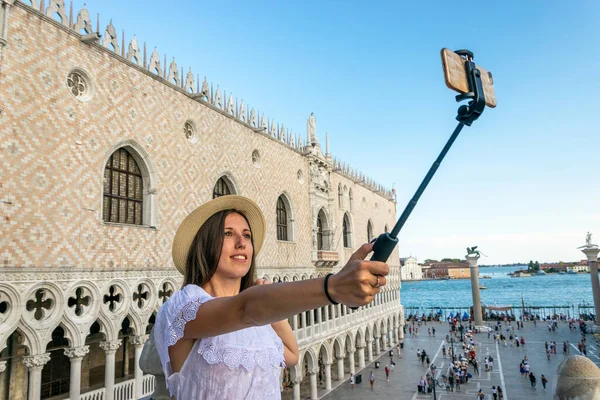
[154,285,213,379]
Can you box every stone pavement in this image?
[321,320,593,399]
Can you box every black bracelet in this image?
[324,273,339,305]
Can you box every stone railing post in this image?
[64,346,89,400]
[99,340,122,400]
[22,353,51,400]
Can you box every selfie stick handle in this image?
[370,49,486,264]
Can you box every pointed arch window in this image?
[103,148,143,225]
[213,177,232,198]
[276,196,288,241]
[367,220,374,242]
[317,216,324,250]
[343,214,351,248]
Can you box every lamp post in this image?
[430,364,437,400]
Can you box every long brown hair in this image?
[183,209,257,291]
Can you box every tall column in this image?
[388,328,394,347]
[308,371,318,400]
[100,340,122,400]
[22,353,51,400]
[467,253,484,328]
[357,345,366,368]
[336,355,344,381]
[348,350,356,374]
[366,338,374,361]
[292,314,298,331]
[324,363,332,390]
[64,346,89,400]
[130,335,148,398]
[375,335,381,355]
[581,244,600,329]
[292,377,301,400]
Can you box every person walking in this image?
[529,372,537,389]
[497,385,504,399]
[492,385,498,400]
[442,345,446,358]
[349,373,355,390]
[385,365,390,382]
[370,370,375,391]
[541,374,548,390]
[477,389,485,399]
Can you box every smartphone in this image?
[441,48,497,108]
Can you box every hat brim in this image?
[172,195,266,275]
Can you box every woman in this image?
[154,196,389,399]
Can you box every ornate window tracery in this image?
[103,148,143,225]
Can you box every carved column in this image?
[375,335,381,355]
[366,338,374,361]
[64,346,89,400]
[308,370,318,400]
[357,345,366,368]
[466,254,484,328]
[130,335,148,398]
[581,246,600,328]
[324,362,332,390]
[388,328,394,348]
[100,340,122,400]
[348,350,356,374]
[22,353,51,400]
[336,355,344,381]
[292,377,301,400]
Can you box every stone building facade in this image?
[400,256,422,281]
[0,1,404,399]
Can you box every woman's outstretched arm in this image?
[181,242,389,340]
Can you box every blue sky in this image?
[78,0,599,264]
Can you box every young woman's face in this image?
[215,212,254,280]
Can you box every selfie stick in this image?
[370,50,487,264]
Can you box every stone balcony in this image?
[315,251,340,267]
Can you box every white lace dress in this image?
[154,284,285,399]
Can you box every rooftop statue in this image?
[586,231,593,246]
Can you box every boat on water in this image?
[482,275,492,279]
[511,272,531,277]
[537,270,546,275]
[567,269,578,275]
[479,284,487,290]
[558,271,566,275]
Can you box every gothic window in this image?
[276,196,288,241]
[103,148,143,225]
[317,216,324,250]
[213,177,232,198]
[343,213,351,248]
[349,189,353,212]
[367,220,374,242]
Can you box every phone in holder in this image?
[441,48,497,108]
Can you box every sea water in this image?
[400,266,595,319]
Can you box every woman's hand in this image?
[328,242,389,307]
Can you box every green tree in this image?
[528,260,534,273]
[534,261,540,272]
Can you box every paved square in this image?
[320,320,591,399]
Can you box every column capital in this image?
[366,337,373,343]
[22,353,51,370]
[291,377,302,385]
[129,334,149,346]
[580,246,600,261]
[348,350,355,356]
[0,361,6,374]
[356,343,366,349]
[307,369,317,376]
[100,339,122,353]
[64,346,90,360]
[336,355,345,360]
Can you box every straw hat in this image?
[171,195,266,275]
